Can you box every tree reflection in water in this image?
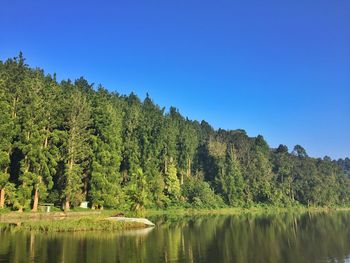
[1,212,350,263]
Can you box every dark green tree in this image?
[60,82,92,211]
[90,88,123,209]
[0,68,15,208]
[219,145,245,206]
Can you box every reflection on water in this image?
[1,212,350,263]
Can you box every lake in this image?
[1,211,350,263]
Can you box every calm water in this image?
[1,212,350,263]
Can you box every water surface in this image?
[1,211,350,263]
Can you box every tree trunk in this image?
[164,159,168,174]
[187,159,191,177]
[32,188,39,212]
[0,188,5,209]
[12,97,18,118]
[64,199,70,212]
[83,173,88,199]
[44,134,48,148]
[32,176,42,212]
[64,158,74,212]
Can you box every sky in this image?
[1,0,349,159]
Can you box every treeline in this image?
[0,54,349,212]
[337,158,350,177]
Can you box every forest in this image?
[0,53,349,212]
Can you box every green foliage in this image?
[127,168,149,211]
[219,146,245,206]
[2,217,145,232]
[90,87,123,209]
[292,145,308,158]
[182,177,225,209]
[60,83,92,210]
[0,54,349,212]
[164,162,181,201]
[337,157,350,177]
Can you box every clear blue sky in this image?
[1,0,349,159]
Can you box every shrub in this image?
[181,177,225,209]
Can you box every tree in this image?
[169,108,199,184]
[207,138,226,192]
[120,93,142,183]
[181,176,224,208]
[314,158,339,206]
[276,144,289,154]
[0,54,25,209]
[90,88,123,209]
[1,54,350,211]
[273,145,294,204]
[245,136,274,204]
[127,168,149,211]
[60,83,92,211]
[292,145,308,158]
[139,95,167,206]
[219,145,245,206]
[0,69,15,208]
[177,120,198,184]
[337,157,350,177]
[164,162,181,201]
[15,69,60,212]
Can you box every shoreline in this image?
[1,206,349,232]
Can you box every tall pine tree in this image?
[90,88,123,209]
[60,82,92,211]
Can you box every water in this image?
[1,212,350,263]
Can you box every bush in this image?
[181,177,225,209]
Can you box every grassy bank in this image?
[0,215,146,232]
[140,205,349,217]
[0,210,102,221]
[1,205,347,219]
[1,206,349,233]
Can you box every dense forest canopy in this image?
[0,53,349,211]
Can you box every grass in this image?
[0,215,146,232]
[139,205,342,217]
[0,207,12,214]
